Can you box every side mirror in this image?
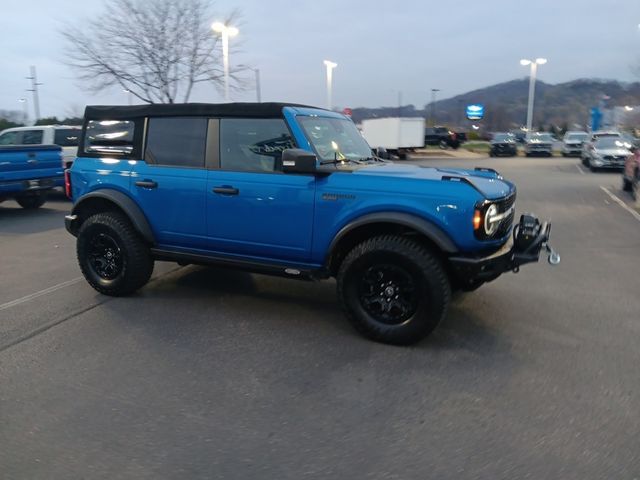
[281,149,318,174]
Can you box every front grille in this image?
[494,192,516,238]
[603,155,626,162]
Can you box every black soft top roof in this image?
[83,102,319,120]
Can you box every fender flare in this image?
[72,189,155,244]
[326,212,459,264]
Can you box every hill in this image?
[350,78,640,131]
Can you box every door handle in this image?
[27,159,38,164]
[212,186,239,195]
[135,180,158,189]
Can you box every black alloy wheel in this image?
[77,212,154,296]
[359,264,419,326]
[87,232,123,280]
[337,235,451,345]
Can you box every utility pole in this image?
[26,66,42,121]
[398,90,402,117]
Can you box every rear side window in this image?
[21,130,44,144]
[54,128,80,147]
[220,118,294,172]
[145,117,207,168]
[84,120,136,156]
[0,131,18,145]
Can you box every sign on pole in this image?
[466,104,484,121]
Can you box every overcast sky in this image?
[1,0,639,118]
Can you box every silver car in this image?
[561,131,589,157]
[583,136,631,172]
[524,132,554,157]
[581,131,620,166]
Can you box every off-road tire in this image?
[77,212,154,296]
[16,193,46,209]
[337,235,451,345]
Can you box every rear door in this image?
[130,117,209,249]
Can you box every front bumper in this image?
[449,214,558,287]
[591,157,626,169]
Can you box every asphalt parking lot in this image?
[1,156,639,479]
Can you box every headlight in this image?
[484,204,499,235]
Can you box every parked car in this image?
[524,132,554,157]
[581,131,621,165]
[622,148,639,199]
[489,133,517,157]
[0,144,64,208]
[561,131,589,157]
[65,102,558,345]
[0,125,81,169]
[424,126,460,149]
[583,136,630,172]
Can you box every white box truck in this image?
[361,117,425,159]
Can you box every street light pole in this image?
[18,98,28,125]
[520,58,547,138]
[211,22,239,102]
[252,68,261,103]
[430,88,440,126]
[323,60,337,110]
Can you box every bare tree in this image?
[62,0,246,103]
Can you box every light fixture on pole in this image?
[520,58,547,138]
[212,22,239,102]
[123,88,132,105]
[323,60,337,110]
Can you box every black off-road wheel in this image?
[77,212,154,296]
[16,192,47,209]
[337,235,451,345]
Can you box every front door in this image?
[206,118,315,262]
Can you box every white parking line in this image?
[576,164,585,175]
[0,277,83,312]
[600,186,640,222]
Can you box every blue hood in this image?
[351,163,514,200]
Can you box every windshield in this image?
[595,138,631,150]
[566,133,588,141]
[530,133,553,142]
[493,133,513,142]
[298,116,372,162]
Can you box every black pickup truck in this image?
[424,127,463,149]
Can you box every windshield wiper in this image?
[319,158,364,166]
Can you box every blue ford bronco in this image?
[65,103,559,345]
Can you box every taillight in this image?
[64,169,72,199]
